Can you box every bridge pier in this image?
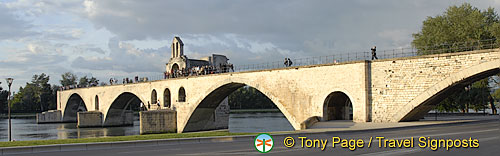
[102,110,134,127]
[140,110,177,134]
[36,110,62,123]
[77,111,103,128]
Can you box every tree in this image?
[88,77,99,87]
[78,76,99,87]
[492,88,500,114]
[60,72,77,87]
[79,76,89,87]
[31,73,52,112]
[10,73,58,113]
[413,3,500,114]
[412,3,500,55]
[0,85,8,114]
[228,86,276,109]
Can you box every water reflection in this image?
[229,112,294,133]
[0,112,293,141]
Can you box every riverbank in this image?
[0,113,35,119]
[0,130,254,148]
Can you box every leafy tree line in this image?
[0,85,9,113]
[228,86,277,109]
[0,72,97,114]
[412,3,499,114]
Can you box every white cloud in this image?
[377,29,413,48]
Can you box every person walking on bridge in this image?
[371,46,378,60]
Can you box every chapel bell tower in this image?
[171,36,184,58]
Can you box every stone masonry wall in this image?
[140,110,177,134]
[77,111,102,127]
[36,110,62,123]
[370,49,500,122]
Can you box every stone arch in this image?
[323,91,353,121]
[103,92,143,126]
[178,87,186,102]
[181,79,299,132]
[164,88,171,108]
[95,95,99,111]
[393,60,500,122]
[172,63,179,72]
[151,89,157,104]
[62,93,88,122]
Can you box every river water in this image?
[0,112,293,142]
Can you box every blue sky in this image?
[0,0,499,91]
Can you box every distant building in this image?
[166,37,229,73]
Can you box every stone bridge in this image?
[51,49,500,133]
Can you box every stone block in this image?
[140,110,177,134]
[36,110,62,123]
[77,111,103,128]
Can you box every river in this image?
[0,112,293,142]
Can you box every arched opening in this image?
[172,63,179,72]
[323,92,352,121]
[183,83,294,132]
[151,89,157,104]
[164,88,171,108]
[398,67,500,121]
[176,42,180,56]
[95,95,99,111]
[62,94,88,122]
[103,92,142,126]
[178,87,186,102]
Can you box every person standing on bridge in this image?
[371,46,378,60]
[140,102,145,111]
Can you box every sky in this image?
[0,0,499,92]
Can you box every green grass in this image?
[0,131,256,148]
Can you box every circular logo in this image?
[254,133,274,153]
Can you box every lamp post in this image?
[6,78,13,142]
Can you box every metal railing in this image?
[233,38,498,72]
[61,38,499,90]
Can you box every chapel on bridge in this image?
[166,37,229,73]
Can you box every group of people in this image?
[59,82,99,91]
[164,64,234,79]
[59,84,96,91]
[108,76,149,85]
[139,99,164,111]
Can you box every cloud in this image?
[0,4,37,40]
[3,0,500,92]
[71,37,168,73]
[377,29,413,48]
[0,51,70,90]
[80,0,480,54]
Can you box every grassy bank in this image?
[0,131,255,148]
